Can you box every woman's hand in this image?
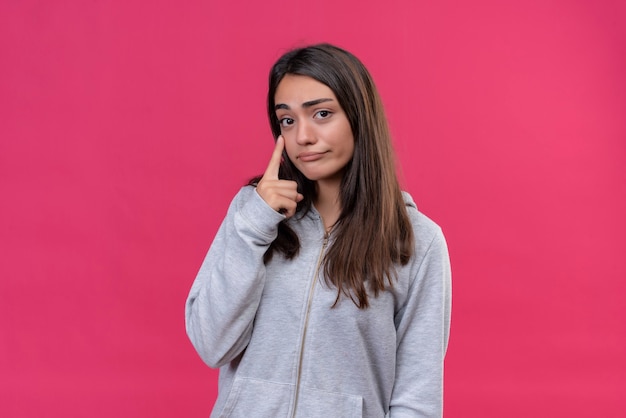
[256,136,303,218]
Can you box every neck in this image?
[314,178,342,232]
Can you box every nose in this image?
[295,119,316,146]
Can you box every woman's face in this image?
[274,74,355,185]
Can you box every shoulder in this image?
[226,185,285,227]
[401,191,448,261]
[230,185,256,206]
[227,185,269,213]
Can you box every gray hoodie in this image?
[186,186,451,417]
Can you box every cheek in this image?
[347,144,355,159]
[342,134,355,157]
[338,123,355,154]
[283,141,298,164]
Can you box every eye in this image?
[315,110,332,119]
[279,117,294,127]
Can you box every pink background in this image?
[1,0,625,416]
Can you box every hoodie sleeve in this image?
[185,186,285,368]
[389,228,452,418]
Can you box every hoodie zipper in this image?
[290,232,329,418]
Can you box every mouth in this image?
[297,151,327,162]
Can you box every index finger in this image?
[263,135,285,180]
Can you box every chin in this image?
[295,165,344,183]
[300,172,322,181]
[294,166,316,180]
[302,172,342,183]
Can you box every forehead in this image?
[274,74,337,105]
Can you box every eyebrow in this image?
[274,98,334,111]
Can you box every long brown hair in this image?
[254,43,414,309]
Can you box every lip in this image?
[297,151,327,162]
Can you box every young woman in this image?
[186,43,451,418]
